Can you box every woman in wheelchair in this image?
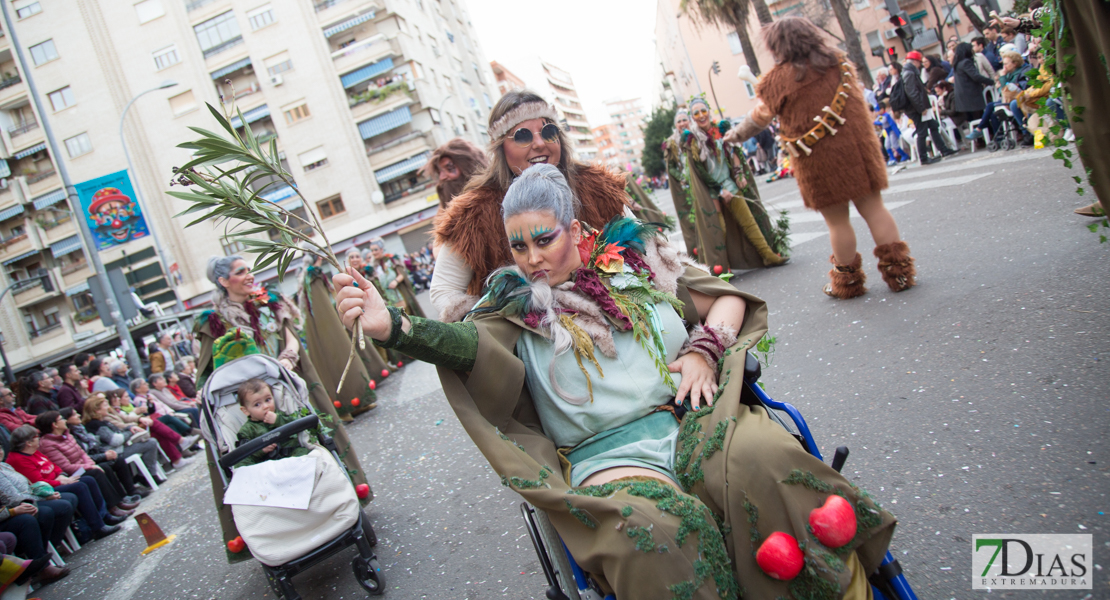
[335,164,896,600]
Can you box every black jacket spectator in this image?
[952,43,994,113]
[901,62,930,114]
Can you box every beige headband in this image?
[488,102,561,140]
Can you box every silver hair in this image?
[106,359,125,374]
[129,378,147,394]
[500,163,579,229]
[686,122,716,170]
[176,357,194,371]
[207,255,244,295]
[345,247,362,261]
[876,67,889,79]
[670,109,691,147]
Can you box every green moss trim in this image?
[564,499,599,529]
[743,498,762,549]
[494,427,527,451]
[627,524,665,552]
[500,465,553,490]
[787,559,842,600]
[621,505,633,518]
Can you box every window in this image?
[726,32,742,56]
[221,237,247,255]
[47,87,75,112]
[483,92,491,109]
[283,103,310,124]
[152,45,180,70]
[265,51,292,76]
[457,115,468,132]
[247,4,276,30]
[43,310,59,327]
[194,12,242,54]
[299,146,328,171]
[443,74,452,90]
[14,0,41,19]
[134,0,165,23]
[29,40,58,65]
[268,205,312,240]
[317,196,345,218]
[64,133,92,158]
[168,89,196,116]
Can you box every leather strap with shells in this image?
[780,61,853,159]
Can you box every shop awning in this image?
[229,104,271,129]
[32,189,67,210]
[65,281,90,297]
[2,249,39,266]
[49,235,83,258]
[260,184,297,203]
[211,57,253,80]
[0,203,24,222]
[340,57,393,89]
[13,142,46,160]
[323,11,375,37]
[357,105,411,140]
[374,152,428,184]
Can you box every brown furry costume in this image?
[433,164,631,297]
[422,138,489,208]
[756,56,888,210]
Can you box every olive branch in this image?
[167,100,365,393]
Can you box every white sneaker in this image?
[171,456,195,469]
[1064,128,1075,142]
[178,434,200,451]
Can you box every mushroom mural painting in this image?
[74,169,150,250]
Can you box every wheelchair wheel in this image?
[352,556,385,596]
[534,509,582,600]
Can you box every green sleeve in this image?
[273,411,300,427]
[376,307,478,371]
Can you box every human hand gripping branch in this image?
[333,267,399,342]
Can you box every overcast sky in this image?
[466,0,659,126]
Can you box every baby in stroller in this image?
[201,355,383,598]
[235,378,312,466]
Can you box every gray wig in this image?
[207,255,244,296]
[669,109,691,147]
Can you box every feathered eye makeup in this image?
[509,227,563,252]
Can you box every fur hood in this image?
[433,164,632,298]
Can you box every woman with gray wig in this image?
[333,163,893,598]
[193,255,372,561]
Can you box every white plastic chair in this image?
[47,541,65,567]
[62,527,81,553]
[126,452,160,491]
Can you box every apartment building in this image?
[603,97,645,173]
[490,60,525,98]
[590,123,619,170]
[0,0,498,374]
[539,60,597,162]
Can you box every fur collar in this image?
[433,164,631,299]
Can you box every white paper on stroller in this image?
[223,457,316,510]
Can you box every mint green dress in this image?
[517,301,688,486]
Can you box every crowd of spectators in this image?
[401,245,435,292]
[0,330,202,589]
[868,20,1068,166]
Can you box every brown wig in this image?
[465,89,580,197]
[236,378,270,407]
[422,138,490,207]
[761,17,840,81]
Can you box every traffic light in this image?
[889,11,916,46]
[886,46,898,62]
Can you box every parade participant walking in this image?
[430,90,630,322]
[422,138,489,209]
[298,255,379,419]
[346,249,396,369]
[195,256,371,561]
[367,239,425,319]
[663,109,700,257]
[726,17,916,298]
[682,97,788,272]
[902,51,957,164]
[335,164,895,599]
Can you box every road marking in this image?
[102,525,191,600]
[890,149,1052,181]
[788,200,916,224]
[764,173,993,212]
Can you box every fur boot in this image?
[874,241,916,292]
[823,253,867,299]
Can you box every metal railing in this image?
[186,0,223,12]
[314,0,352,12]
[383,179,430,204]
[40,213,72,230]
[0,232,27,246]
[0,76,21,91]
[26,170,57,185]
[364,130,425,155]
[202,36,244,59]
[8,121,38,137]
[28,321,62,339]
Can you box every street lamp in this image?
[119,80,184,312]
[707,61,725,120]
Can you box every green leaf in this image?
[1088,223,1098,233]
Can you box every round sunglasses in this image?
[508,123,561,147]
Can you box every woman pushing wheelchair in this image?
[334,164,895,599]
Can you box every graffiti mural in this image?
[74,170,150,250]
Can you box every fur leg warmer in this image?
[823,253,867,299]
[874,241,916,292]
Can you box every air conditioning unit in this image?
[270,74,284,86]
[883,29,900,40]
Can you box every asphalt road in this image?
[37,148,1108,599]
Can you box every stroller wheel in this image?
[265,568,302,600]
[1005,137,1017,150]
[988,139,1000,152]
[353,556,385,596]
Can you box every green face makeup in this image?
[529,225,554,239]
[509,230,525,243]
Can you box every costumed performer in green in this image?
[334,164,895,599]
[683,96,788,273]
[367,238,425,319]
[663,109,701,258]
[298,254,379,418]
[195,255,371,562]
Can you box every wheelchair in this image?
[520,351,919,600]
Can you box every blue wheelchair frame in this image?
[520,352,919,600]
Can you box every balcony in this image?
[367,132,431,170]
[38,213,74,244]
[8,121,37,138]
[0,74,20,91]
[0,231,30,256]
[28,320,64,340]
[333,35,400,75]
[203,36,244,60]
[13,271,60,309]
[25,171,58,196]
[185,0,224,12]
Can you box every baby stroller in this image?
[199,354,384,599]
[520,351,918,600]
[984,88,1020,152]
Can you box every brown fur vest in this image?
[433,164,631,296]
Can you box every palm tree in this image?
[681,0,773,76]
[828,0,876,88]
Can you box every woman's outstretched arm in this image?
[334,269,478,371]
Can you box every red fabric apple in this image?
[381,369,389,378]
[351,398,360,407]
[368,380,376,390]
[713,265,723,275]
[808,495,857,548]
[355,483,370,499]
[755,531,804,580]
[396,361,404,367]
[333,400,342,408]
[227,536,245,553]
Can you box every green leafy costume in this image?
[236,410,314,466]
[371,218,894,598]
[664,137,701,258]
